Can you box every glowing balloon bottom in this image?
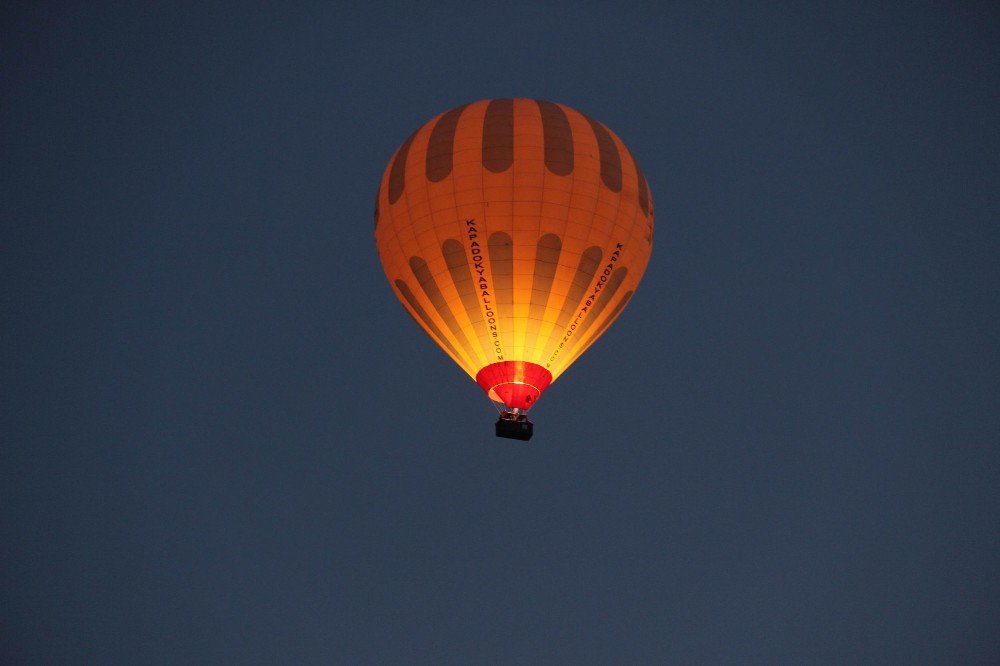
[475,361,553,410]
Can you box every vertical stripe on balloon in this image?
[536,100,574,176]
[552,247,603,332]
[395,279,463,363]
[621,143,651,217]
[541,246,603,359]
[482,99,514,173]
[526,234,562,344]
[441,239,493,359]
[388,130,417,204]
[584,115,622,192]
[559,267,628,359]
[408,255,481,364]
[633,154,650,216]
[426,104,468,182]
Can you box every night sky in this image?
[4,3,999,663]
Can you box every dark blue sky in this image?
[4,3,999,663]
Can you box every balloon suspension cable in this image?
[487,396,529,417]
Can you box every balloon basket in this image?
[495,411,533,441]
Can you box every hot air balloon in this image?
[374,99,653,439]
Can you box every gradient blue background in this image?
[4,3,999,663]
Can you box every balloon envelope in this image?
[375,99,653,409]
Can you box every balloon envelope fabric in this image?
[375,99,653,410]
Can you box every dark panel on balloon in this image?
[551,246,603,335]
[409,255,479,362]
[561,267,628,357]
[482,98,514,173]
[395,279,461,362]
[526,234,562,341]
[629,150,650,216]
[536,100,574,176]
[442,239,492,358]
[388,130,417,204]
[426,104,468,183]
[584,115,622,192]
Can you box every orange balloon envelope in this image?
[374,99,653,418]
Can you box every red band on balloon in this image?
[475,361,553,410]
